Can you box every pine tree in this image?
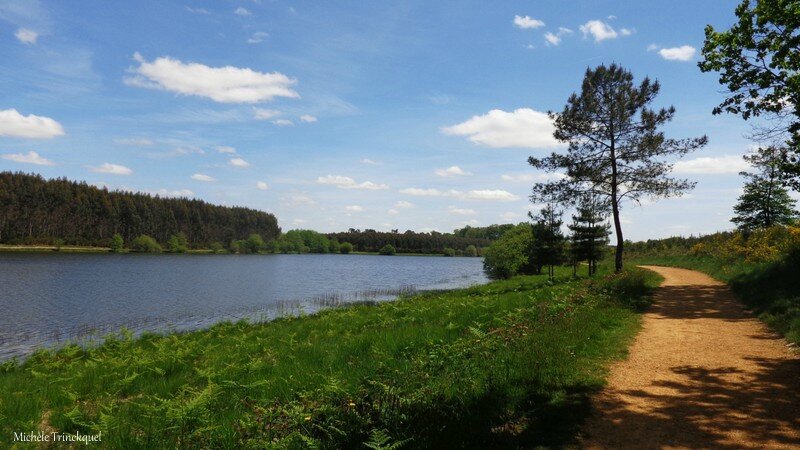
[530,204,565,280]
[568,196,610,276]
[732,146,798,230]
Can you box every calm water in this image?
[0,253,487,359]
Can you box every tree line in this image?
[0,172,280,248]
[326,229,490,255]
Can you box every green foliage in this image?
[452,224,516,240]
[110,233,124,253]
[379,244,396,255]
[328,238,340,253]
[0,172,280,247]
[245,233,265,253]
[530,63,707,272]
[482,224,534,279]
[442,247,456,257]
[327,229,489,255]
[699,0,800,185]
[0,265,656,448]
[732,147,798,230]
[208,241,224,253]
[52,238,64,251]
[130,235,162,253]
[465,244,478,257]
[166,232,189,253]
[530,205,566,279]
[277,229,330,254]
[339,242,353,254]
[228,239,241,254]
[568,196,610,275]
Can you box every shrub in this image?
[443,247,456,257]
[167,232,189,253]
[131,235,162,253]
[209,242,224,253]
[246,234,265,253]
[482,224,535,279]
[110,233,124,252]
[379,244,396,255]
[229,240,241,254]
[340,242,353,254]
[465,244,478,257]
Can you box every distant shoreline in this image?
[0,245,457,257]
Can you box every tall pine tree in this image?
[568,196,610,276]
[732,146,798,230]
[530,204,565,280]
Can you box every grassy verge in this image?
[633,253,800,345]
[0,266,660,449]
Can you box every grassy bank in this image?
[0,266,660,449]
[633,252,800,345]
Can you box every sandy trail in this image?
[582,266,800,449]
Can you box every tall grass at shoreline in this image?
[0,266,660,449]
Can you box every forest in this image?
[0,172,280,247]
[326,229,491,255]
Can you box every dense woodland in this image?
[0,172,280,247]
[326,229,491,254]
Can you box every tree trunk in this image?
[611,200,623,273]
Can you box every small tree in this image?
[110,233,124,252]
[167,232,189,253]
[530,64,707,272]
[530,205,565,280]
[246,233,266,253]
[131,235,162,253]
[379,244,396,255]
[229,240,241,254]
[328,238,340,253]
[568,196,610,275]
[339,242,353,254]
[732,146,798,230]
[209,241,224,253]
[465,244,478,257]
[482,224,535,279]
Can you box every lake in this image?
[0,253,487,360]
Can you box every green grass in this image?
[633,253,800,345]
[0,266,661,449]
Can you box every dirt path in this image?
[582,266,800,449]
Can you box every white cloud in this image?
[399,187,517,201]
[399,187,446,197]
[217,146,236,154]
[579,20,619,42]
[647,43,659,51]
[448,206,476,215]
[256,181,269,190]
[395,200,414,208]
[317,175,389,190]
[191,173,216,182]
[247,31,268,44]
[272,119,294,126]
[229,157,250,167]
[620,28,634,36]
[513,15,545,29]
[15,28,38,44]
[345,205,364,212]
[361,158,381,165]
[442,108,561,149]
[287,194,316,206]
[464,189,519,201]
[435,165,472,177]
[157,188,194,197]
[500,212,522,221]
[299,114,318,123]
[186,6,210,14]
[544,27,572,46]
[673,155,749,174]
[114,137,153,146]
[253,108,281,120]
[1,150,55,166]
[234,7,251,16]
[658,45,697,62]
[0,109,65,139]
[387,209,399,215]
[89,163,133,175]
[292,218,307,225]
[501,172,565,182]
[125,53,298,103]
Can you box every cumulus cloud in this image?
[399,188,448,197]
[272,119,294,126]
[361,158,381,165]
[247,31,268,44]
[186,6,210,14]
[673,155,749,174]
[114,137,153,146]
[15,28,38,44]
[1,150,55,166]
[89,163,133,175]
[579,20,623,42]
[0,109,65,139]
[435,165,472,177]
[125,53,299,103]
[658,45,697,61]
[286,194,316,206]
[345,205,364,212]
[317,175,389,190]
[448,206,476,215]
[229,157,250,167]
[217,146,236,154]
[299,114,318,123]
[191,173,216,182]
[253,108,281,120]
[157,188,194,197]
[513,15,545,29]
[256,181,269,190]
[464,189,519,201]
[544,27,572,46]
[501,172,566,182]
[387,209,399,216]
[442,108,561,149]
[234,7,251,16]
[395,200,414,208]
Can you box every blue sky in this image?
[1,0,794,240]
